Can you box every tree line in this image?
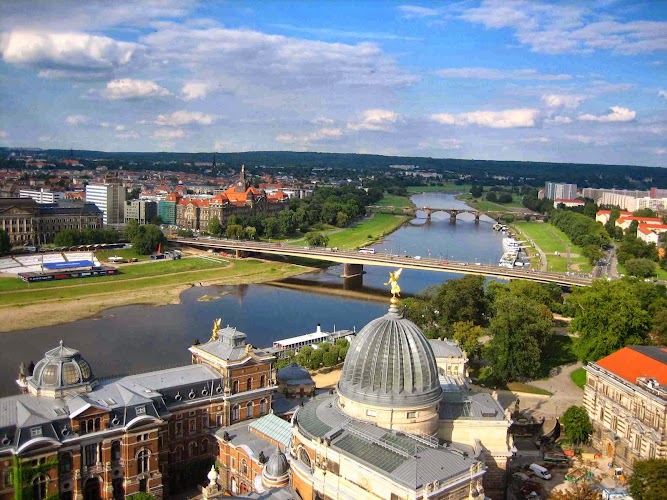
[274,338,350,371]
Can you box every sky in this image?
[0,1,665,167]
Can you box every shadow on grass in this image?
[537,335,578,379]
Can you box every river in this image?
[0,193,505,396]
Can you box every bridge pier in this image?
[235,249,248,258]
[342,263,364,278]
[449,211,458,224]
[474,212,481,224]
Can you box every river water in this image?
[0,193,505,396]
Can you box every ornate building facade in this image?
[0,321,275,500]
[0,198,103,247]
[174,166,288,231]
[583,346,667,470]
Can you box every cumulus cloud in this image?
[398,5,440,18]
[431,108,541,128]
[152,128,186,139]
[578,106,636,122]
[659,90,667,100]
[417,138,462,150]
[1,31,143,79]
[438,67,571,81]
[542,94,586,109]
[155,110,215,127]
[459,0,667,54]
[100,79,171,100]
[565,134,609,145]
[276,127,343,146]
[116,131,139,140]
[313,117,335,125]
[546,116,573,124]
[520,136,550,143]
[65,115,91,126]
[181,81,211,100]
[347,109,399,131]
[656,148,667,155]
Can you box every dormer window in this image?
[30,427,43,438]
[136,406,146,416]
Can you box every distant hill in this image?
[2,148,665,189]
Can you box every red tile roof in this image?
[596,346,667,385]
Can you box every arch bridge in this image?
[366,206,518,223]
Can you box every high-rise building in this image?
[124,200,158,225]
[85,183,126,226]
[19,188,64,204]
[544,182,578,200]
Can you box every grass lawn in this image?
[617,263,667,280]
[0,258,304,306]
[406,184,471,194]
[462,197,523,211]
[514,221,592,272]
[376,193,413,208]
[290,213,409,250]
[470,366,552,395]
[570,367,587,389]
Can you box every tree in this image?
[624,258,657,278]
[486,191,497,202]
[0,229,10,255]
[628,459,667,500]
[129,224,166,255]
[128,493,156,500]
[323,349,339,367]
[226,224,244,240]
[306,232,329,247]
[566,280,650,362]
[125,219,141,241]
[309,349,324,370]
[208,216,223,236]
[470,185,483,198]
[244,226,257,240]
[560,405,593,444]
[452,321,483,360]
[485,294,553,381]
[548,480,602,499]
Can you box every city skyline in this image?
[0,0,666,167]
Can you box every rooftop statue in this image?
[211,318,222,341]
[384,268,403,306]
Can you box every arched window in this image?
[245,402,253,419]
[232,380,239,394]
[32,475,48,500]
[111,440,121,462]
[260,375,266,388]
[241,460,248,476]
[137,449,150,474]
[188,441,197,458]
[174,446,183,462]
[59,452,72,473]
[94,418,101,431]
[259,399,267,415]
[201,439,209,454]
[232,405,239,421]
[298,448,311,469]
[246,377,252,391]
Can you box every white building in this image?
[19,188,64,204]
[554,198,585,208]
[545,182,577,200]
[85,183,126,225]
[638,223,667,245]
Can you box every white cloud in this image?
[431,108,541,128]
[656,148,667,155]
[541,94,586,109]
[65,115,91,126]
[181,81,211,100]
[0,130,7,138]
[460,0,667,54]
[1,31,143,79]
[155,110,215,127]
[565,134,609,145]
[115,125,125,131]
[116,131,139,140]
[659,90,667,100]
[347,109,399,131]
[438,67,571,81]
[152,128,186,139]
[546,116,573,124]
[276,127,343,146]
[100,79,171,100]
[417,138,462,150]
[521,136,550,143]
[578,106,636,122]
[313,117,335,125]
[398,5,440,18]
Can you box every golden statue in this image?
[384,268,403,306]
[211,318,222,341]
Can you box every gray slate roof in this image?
[429,339,464,358]
[440,391,505,420]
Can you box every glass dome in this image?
[28,341,97,397]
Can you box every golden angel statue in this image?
[211,318,222,341]
[384,268,403,304]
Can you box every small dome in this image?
[276,363,312,384]
[337,305,442,408]
[28,341,97,397]
[262,446,290,487]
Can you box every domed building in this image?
[262,446,290,488]
[276,362,315,398]
[289,271,512,500]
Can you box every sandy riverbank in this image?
[0,262,313,333]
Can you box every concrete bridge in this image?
[171,237,592,288]
[366,206,518,223]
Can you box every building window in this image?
[137,450,149,474]
[30,427,43,437]
[174,446,183,462]
[366,410,377,417]
[136,406,146,416]
[175,422,183,436]
[600,407,605,423]
[189,419,196,433]
[216,414,223,426]
[32,475,48,500]
[649,444,656,459]
[202,415,208,428]
[60,452,73,473]
[111,440,121,462]
[260,399,267,415]
[246,402,252,419]
[612,416,618,432]
[407,411,417,419]
[3,470,12,488]
[84,443,97,466]
[298,448,311,469]
[232,405,239,422]
[260,375,266,388]
[233,381,239,394]
[241,460,248,476]
[247,377,252,391]
[188,442,197,458]
[201,439,208,454]
[634,434,642,451]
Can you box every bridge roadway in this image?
[171,237,592,287]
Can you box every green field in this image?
[0,257,305,306]
[570,368,587,389]
[460,194,524,211]
[375,193,413,208]
[513,221,592,272]
[617,263,667,280]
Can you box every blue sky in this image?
[0,0,665,166]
